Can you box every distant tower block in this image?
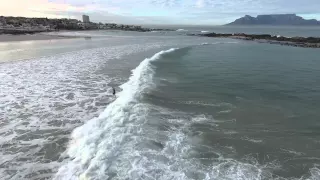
[82,15,90,23]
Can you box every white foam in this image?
[201,31,209,33]
[0,42,165,179]
[200,42,239,46]
[192,114,210,123]
[176,29,187,32]
[205,161,266,179]
[0,48,25,54]
[280,148,304,156]
[44,31,110,38]
[309,167,320,179]
[178,100,236,108]
[223,130,238,135]
[241,137,263,143]
[54,48,178,179]
[217,109,232,114]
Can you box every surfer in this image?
[112,87,116,95]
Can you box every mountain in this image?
[226,14,320,26]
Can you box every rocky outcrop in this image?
[194,32,320,48]
[226,14,320,26]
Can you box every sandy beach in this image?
[0,33,76,42]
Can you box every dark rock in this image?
[197,32,320,48]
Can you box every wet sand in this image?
[0,33,76,42]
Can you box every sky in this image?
[0,0,320,25]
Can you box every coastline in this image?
[0,28,174,42]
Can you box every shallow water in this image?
[0,30,320,180]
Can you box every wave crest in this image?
[54,48,178,180]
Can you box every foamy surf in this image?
[0,43,160,180]
[49,43,319,180]
[200,42,239,45]
[44,31,110,38]
[54,48,178,180]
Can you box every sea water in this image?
[0,28,320,180]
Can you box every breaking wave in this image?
[54,48,178,179]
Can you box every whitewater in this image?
[56,46,320,180]
[54,48,178,179]
[54,48,272,180]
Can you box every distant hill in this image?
[226,14,320,26]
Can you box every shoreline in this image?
[0,28,174,42]
[0,33,78,42]
[194,32,320,48]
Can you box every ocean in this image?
[1,26,320,180]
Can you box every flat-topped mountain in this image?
[226,14,320,26]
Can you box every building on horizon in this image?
[82,15,90,23]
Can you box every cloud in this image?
[196,0,205,8]
[0,0,83,18]
[1,0,320,25]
